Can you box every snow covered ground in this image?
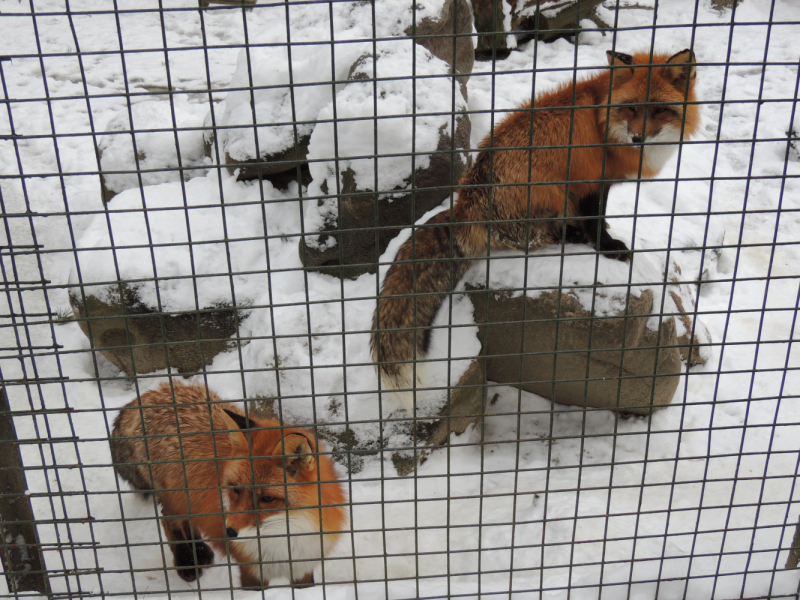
[1,0,799,599]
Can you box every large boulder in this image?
[68,174,275,375]
[300,42,471,278]
[218,40,369,181]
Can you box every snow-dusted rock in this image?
[214,0,475,187]
[472,0,607,54]
[465,247,702,414]
[300,42,471,278]
[66,173,275,374]
[97,99,207,201]
[218,39,370,180]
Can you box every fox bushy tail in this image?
[371,149,566,410]
[371,206,480,410]
[369,139,531,410]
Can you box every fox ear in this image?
[607,50,633,66]
[666,48,696,86]
[606,50,634,82]
[229,430,249,456]
[222,409,255,456]
[223,409,257,431]
[278,433,316,478]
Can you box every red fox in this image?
[110,382,347,589]
[372,49,700,410]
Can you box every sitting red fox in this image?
[110,382,347,589]
[372,49,700,411]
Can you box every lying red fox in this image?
[110,382,347,588]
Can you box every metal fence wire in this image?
[1,0,799,598]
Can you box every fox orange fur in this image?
[372,49,700,411]
[110,382,347,589]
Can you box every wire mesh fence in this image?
[1,0,799,598]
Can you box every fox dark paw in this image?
[563,225,589,245]
[171,524,214,582]
[600,238,631,262]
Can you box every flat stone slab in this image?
[469,287,681,414]
[69,284,241,376]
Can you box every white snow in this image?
[97,97,207,195]
[0,0,799,599]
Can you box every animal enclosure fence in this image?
[1,0,799,599]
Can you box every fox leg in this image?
[576,186,630,261]
[293,571,315,588]
[162,517,215,582]
[239,564,266,589]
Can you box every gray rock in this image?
[69,284,241,376]
[224,133,311,181]
[472,0,607,56]
[299,114,471,279]
[97,100,206,203]
[204,110,312,187]
[469,287,682,415]
[406,0,475,86]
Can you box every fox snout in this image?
[226,527,238,539]
[625,121,655,144]
[624,125,664,145]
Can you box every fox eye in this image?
[259,495,280,505]
[229,487,241,498]
[623,106,637,115]
[653,107,669,115]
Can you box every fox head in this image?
[602,49,700,172]
[218,410,322,538]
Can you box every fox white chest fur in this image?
[234,510,340,583]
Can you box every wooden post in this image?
[787,516,800,569]
[0,388,51,596]
[199,0,256,7]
